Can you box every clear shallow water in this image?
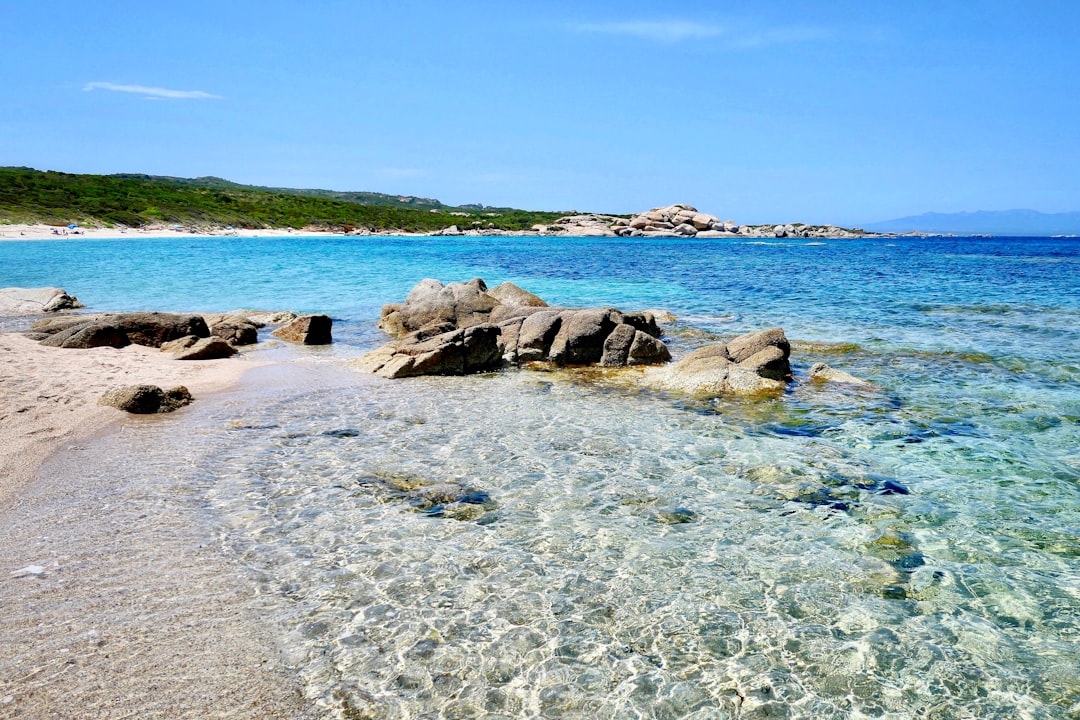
[3,235,1079,717]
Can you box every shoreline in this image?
[0,330,317,718]
[0,332,261,506]
[0,221,903,242]
[0,345,315,716]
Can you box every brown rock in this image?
[39,323,130,349]
[271,314,333,345]
[599,323,637,367]
[160,335,200,353]
[112,313,210,347]
[516,310,565,362]
[212,321,258,346]
[99,384,193,413]
[173,337,238,360]
[627,331,672,365]
[548,309,621,366]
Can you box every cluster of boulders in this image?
[354,278,672,379]
[520,205,870,239]
[356,278,878,396]
[26,310,332,358]
[615,204,737,238]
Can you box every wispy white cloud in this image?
[571,19,831,47]
[83,82,222,100]
[572,20,724,43]
[728,26,833,49]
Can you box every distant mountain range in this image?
[863,209,1080,236]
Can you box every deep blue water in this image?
[2,234,1079,718]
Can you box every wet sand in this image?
[0,332,314,718]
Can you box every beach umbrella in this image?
[68,223,77,229]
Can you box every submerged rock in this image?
[809,362,875,387]
[644,328,793,397]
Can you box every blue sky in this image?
[3,1,1078,224]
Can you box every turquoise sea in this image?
[2,234,1079,718]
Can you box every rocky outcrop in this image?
[619,204,736,238]
[0,287,83,315]
[271,314,333,344]
[99,385,193,414]
[508,204,875,240]
[496,307,670,367]
[358,279,672,377]
[645,328,793,396]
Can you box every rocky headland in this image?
[475,203,873,239]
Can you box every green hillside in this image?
[0,167,564,232]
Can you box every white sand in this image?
[0,222,429,241]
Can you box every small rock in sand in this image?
[99,384,194,414]
[10,564,46,578]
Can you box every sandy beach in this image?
[0,222,356,242]
[0,331,313,718]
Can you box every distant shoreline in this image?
[0,221,907,242]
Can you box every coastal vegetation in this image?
[0,167,565,232]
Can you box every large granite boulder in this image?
[271,314,332,344]
[378,278,499,337]
[0,287,83,314]
[353,324,503,378]
[99,385,193,414]
[31,312,209,348]
[39,322,130,349]
[548,308,621,365]
[646,328,793,396]
[111,313,210,347]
